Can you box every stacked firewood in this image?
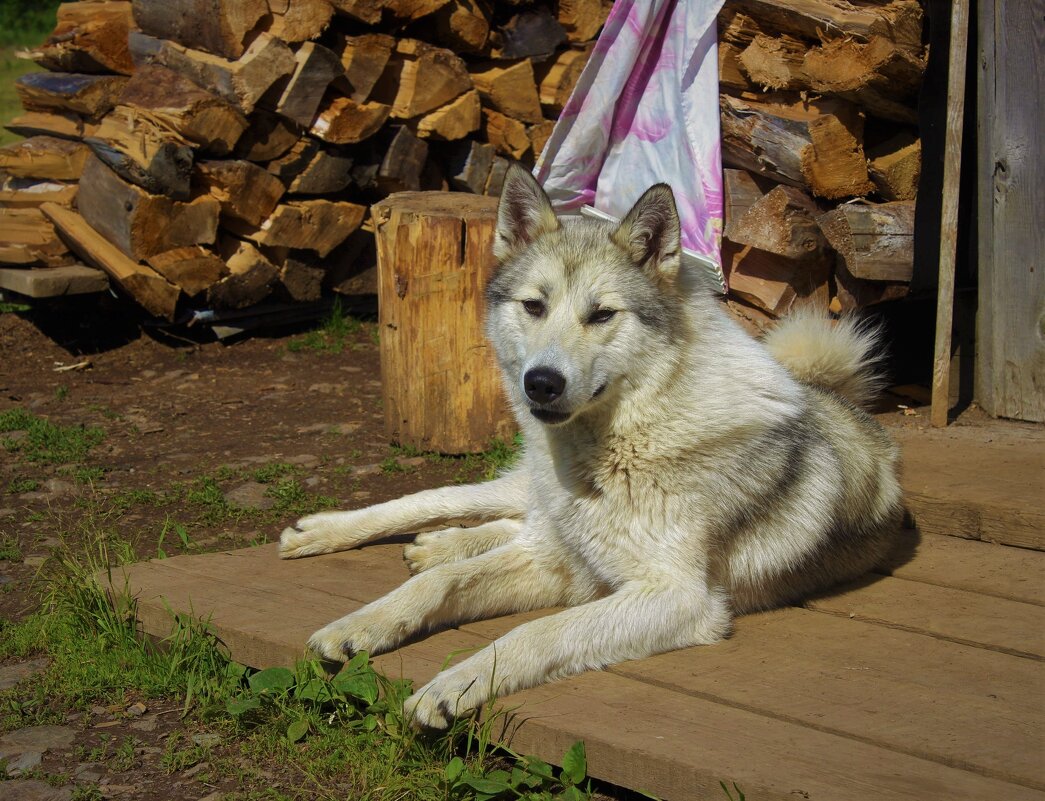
[0,0,607,318]
[717,0,926,322]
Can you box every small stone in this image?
[0,725,76,756]
[398,456,427,468]
[181,761,209,778]
[353,464,382,477]
[191,733,221,749]
[223,482,275,511]
[4,750,42,776]
[0,658,50,691]
[304,477,321,487]
[22,556,46,569]
[129,715,158,733]
[74,762,101,776]
[350,491,371,501]
[0,508,16,518]
[125,702,147,718]
[328,422,360,435]
[1,778,72,800]
[198,792,224,801]
[286,454,319,468]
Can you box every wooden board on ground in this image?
[0,264,108,298]
[106,527,1045,801]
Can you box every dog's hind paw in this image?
[402,530,458,574]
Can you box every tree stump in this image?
[372,191,514,454]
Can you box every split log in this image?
[193,159,284,226]
[0,208,73,267]
[727,185,825,260]
[557,0,609,43]
[528,121,555,160]
[720,93,873,200]
[481,109,530,160]
[535,46,592,115]
[286,147,354,194]
[446,140,493,193]
[15,72,128,118]
[206,237,278,308]
[329,0,383,24]
[470,60,543,124]
[372,39,472,120]
[493,8,566,59]
[718,43,754,92]
[0,264,108,298]
[723,239,829,317]
[736,33,807,90]
[867,131,921,201]
[484,156,509,196]
[234,111,300,161]
[385,0,452,20]
[30,1,135,75]
[276,255,326,302]
[722,168,776,240]
[132,0,269,60]
[310,94,391,144]
[231,200,367,257]
[372,191,514,452]
[415,90,480,140]
[268,0,335,43]
[338,33,396,102]
[145,246,227,296]
[274,42,345,128]
[42,202,180,319]
[833,258,909,312]
[817,201,915,282]
[76,155,220,261]
[0,136,90,182]
[132,32,297,115]
[0,178,78,208]
[117,65,248,156]
[5,111,88,141]
[432,0,489,53]
[323,230,377,295]
[377,126,428,193]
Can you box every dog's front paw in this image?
[279,511,359,559]
[403,530,456,574]
[306,609,399,661]
[403,667,491,730]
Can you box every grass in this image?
[0,408,105,465]
[287,299,364,355]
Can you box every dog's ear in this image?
[611,184,682,282]
[494,164,559,260]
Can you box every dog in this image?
[279,165,905,730]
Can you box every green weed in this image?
[0,300,31,313]
[251,462,297,483]
[54,385,68,401]
[287,299,362,354]
[0,536,22,562]
[0,408,104,465]
[7,476,39,493]
[73,466,106,485]
[265,477,338,518]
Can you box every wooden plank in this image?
[108,542,1045,801]
[975,0,1045,422]
[931,0,969,427]
[0,264,108,298]
[805,574,1044,658]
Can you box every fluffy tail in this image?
[762,310,886,408]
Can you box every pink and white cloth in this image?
[536,0,725,271]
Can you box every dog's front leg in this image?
[405,579,731,729]
[280,466,528,558]
[307,535,595,660]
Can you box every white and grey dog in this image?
[280,165,904,729]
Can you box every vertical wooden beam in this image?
[930,0,970,427]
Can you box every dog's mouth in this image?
[530,408,572,425]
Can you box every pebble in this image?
[3,750,42,776]
[1,779,72,800]
[191,733,221,749]
[223,482,275,511]
[0,658,50,691]
[125,702,147,718]
[286,454,319,468]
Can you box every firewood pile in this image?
[0,0,927,325]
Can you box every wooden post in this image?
[930,0,969,428]
[372,192,515,453]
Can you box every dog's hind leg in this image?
[403,519,523,574]
[280,467,528,558]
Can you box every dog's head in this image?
[485,165,684,427]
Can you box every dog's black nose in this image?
[524,367,566,404]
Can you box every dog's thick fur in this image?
[280,166,904,729]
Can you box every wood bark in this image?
[15,72,128,118]
[377,126,428,193]
[492,8,566,59]
[132,0,269,60]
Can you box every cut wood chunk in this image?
[484,156,509,196]
[286,147,354,195]
[728,184,825,259]
[722,168,776,240]
[0,264,108,298]
[133,32,297,115]
[193,159,284,226]
[431,0,489,53]
[206,237,278,308]
[492,8,567,59]
[338,33,396,102]
[0,136,89,182]
[117,65,249,156]
[415,89,480,140]
[15,72,128,118]
[481,109,530,160]
[528,120,555,161]
[557,0,609,43]
[535,46,592,115]
[323,230,377,295]
[132,0,269,60]
[0,208,73,267]
[5,111,87,141]
[738,33,806,90]
[265,137,322,183]
[373,39,472,120]
[85,106,195,199]
[446,140,493,193]
[29,1,135,75]
[269,0,335,43]
[0,178,78,208]
[234,110,300,162]
[233,200,366,257]
[377,126,428,193]
[818,201,915,282]
[276,255,326,302]
[310,94,390,145]
[77,155,219,261]
[145,245,227,296]
[720,93,872,200]
[723,239,828,317]
[275,42,344,128]
[868,131,921,201]
[718,43,754,92]
[385,0,451,20]
[470,60,543,124]
[329,0,383,24]
[833,257,909,312]
[42,202,180,319]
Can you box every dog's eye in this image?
[587,308,617,324]
[522,300,545,318]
